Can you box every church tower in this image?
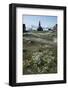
[37,21,43,31]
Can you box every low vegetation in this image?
[23,31,57,75]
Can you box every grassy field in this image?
[23,31,57,75]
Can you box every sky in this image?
[23,15,57,29]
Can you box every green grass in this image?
[23,31,57,75]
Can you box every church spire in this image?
[39,21,41,27]
[37,21,43,31]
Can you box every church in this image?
[37,21,43,31]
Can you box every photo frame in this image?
[9,3,66,86]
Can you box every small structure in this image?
[23,24,26,32]
[37,21,43,31]
[53,24,57,31]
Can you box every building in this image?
[23,24,26,32]
[53,24,57,31]
[37,21,43,31]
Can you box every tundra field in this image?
[23,31,57,75]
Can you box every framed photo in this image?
[9,3,66,86]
